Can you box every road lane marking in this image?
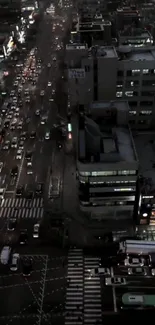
[15,154,25,192]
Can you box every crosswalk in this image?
[0,198,44,220]
[84,257,102,325]
[65,248,102,325]
[0,198,43,208]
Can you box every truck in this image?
[119,240,155,255]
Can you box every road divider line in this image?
[15,154,25,194]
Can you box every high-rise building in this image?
[65,44,155,129]
[77,100,139,221]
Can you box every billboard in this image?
[68,68,85,79]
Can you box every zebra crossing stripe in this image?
[65,249,84,325]
[0,207,44,219]
[0,198,43,208]
[84,256,102,325]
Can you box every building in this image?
[77,100,139,221]
[71,16,112,47]
[118,28,153,47]
[0,0,21,21]
[65,44,155,128]
[116,7,142,31]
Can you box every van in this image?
[0,246,11,265]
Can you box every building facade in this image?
[65,44,155,128]
[77,100,139,220]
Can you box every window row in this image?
[117,69,155,77]
[116,91,155,98]
[79,170,137,176]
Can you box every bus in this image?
[119,240,155,255]
[122,293,155,308]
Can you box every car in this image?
[11,137,18,148]
[47,63,51,67]
[27,166,33,175]
[41,116,47,125]
[35,183,43,196]
[17,121,23,130]
[128,267,147,276]
[25,151,32,160]
[16,150,22,160]
[89,267,110,277]
[40,90,45,96]
[10,121,16,130]
[33,224,40,238]
[19,230,28,245]
[45,131,50,140]
[22,258,32,276]
[18,141,24,150]
[3,140,10,150]
[0,246,11,265]
[11,166,18,177]
[105,277,126,286]
[0,162,3,172]
[7,218,17,231]
[53,57,56,61]
[16,186,24,197]
[48,82,52,86]
[26,191,34,200]
[124,256,144,267]
[25,96,30,103]
[10,253,19,271]
[20,132,27,141]
[0,188,4,199]
[30,131,36,139]
[35,109,40,116]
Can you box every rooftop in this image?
[89,46,118,58]
[119,28,151,38]
[117,46,155,61]
[134,134,155,193]
[78,101,137,164]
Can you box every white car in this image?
[27,166,33,175]
[10,253,19,271]
[53,57,56,61]
[0,162,3,173]
[41,116,47,125]
[11,137,18,148]
[47,63,51,67]
[16,150,22,160]
[124,256,144,267]
[40,90,45,96]
[33,224,40,238]
[45,131,50,140]
[151,268,155,276]
[17,121,23,130]
[105,277,126,286]
[89,267,110,277]
[48,82,52,86]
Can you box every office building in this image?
[65,44,155,129]
[77,100,139,220]
[118,28,153,47]
[71,16,112,47]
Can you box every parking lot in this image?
[100,264,155,314]
[0,254,67,324]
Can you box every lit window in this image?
[129,110,136,115]
[132,69,140,75]
[140,110,152,115]
[114,188,134,192]
[116,91,122,98]
[143,69,149,74]
[125,91,133,97]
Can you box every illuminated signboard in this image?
[68,68,85,79]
